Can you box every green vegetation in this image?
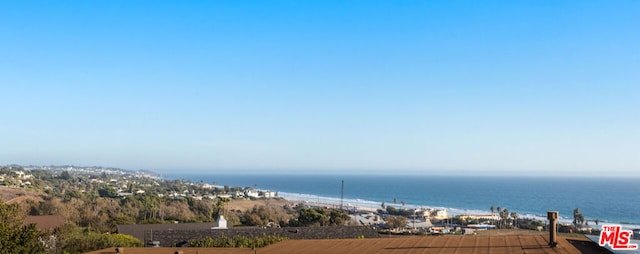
[573,207,585,227]
[1,166,353,252]
[289,207,350,227]
[6,166,252,231]
[236,204,290,227]
[2,196,143,253]
[490,206,519,229]
[188,234,287,248]
[53,224,143,253]
[0,200,44,254]
[517,218,545,231]
[382,205,413,217]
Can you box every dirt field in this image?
[0,186,43,204]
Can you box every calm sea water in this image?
[169,174,640,226]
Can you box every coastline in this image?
[252,191,640,230]
[172,174,640,228]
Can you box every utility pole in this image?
[340,180,344,210]
[412,214,416,229]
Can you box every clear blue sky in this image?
[1,1,638,176]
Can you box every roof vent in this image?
[547,211,558,247]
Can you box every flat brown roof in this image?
[257,235,588,254]
[23,215,65,231]
[86,235,607,254]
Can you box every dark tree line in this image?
[289,207,351,227]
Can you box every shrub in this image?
[188,234,287,248]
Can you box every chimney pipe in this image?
[547,211,558,247]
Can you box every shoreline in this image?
[177,175,640,228]
[273,192,640,229]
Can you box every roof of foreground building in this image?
[86,234,611,254]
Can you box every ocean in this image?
[168,174,640,226]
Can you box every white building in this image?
[459,214,499,221]
[421,209,449,220]
[261,191,277,198]
[244,189,260,198]
[212,215,228,229]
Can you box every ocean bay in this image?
[172,174,640,226]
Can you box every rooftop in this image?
[23,215,66,231]
[86,234,610,254]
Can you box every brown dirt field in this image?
[226,198,293,212]
[24,215,66,231]
[6,195,44,204]
[0,186,43,203]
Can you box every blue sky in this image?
[1,1,638,176]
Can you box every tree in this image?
[296,207,325,226]
[215,197,231,219]
[577,214,585,226]
[393,197,397,204]
[55,224,142,253]
[98,187,118,198]
[386,216,408,230]
[498,208,509,229]
[60,170,71,180]
[0,200,45,253]
[510,212,518,228]
[386,206,398,215]
[594,219,600,226]
[381,201,386,209]
[400,201,405,210]
[490,205,495,215]
[458,216,468,226]
[295,207,349,227]
[328,209,350,226]
[572,208,585,228]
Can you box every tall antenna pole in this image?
[340,180,344,210]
